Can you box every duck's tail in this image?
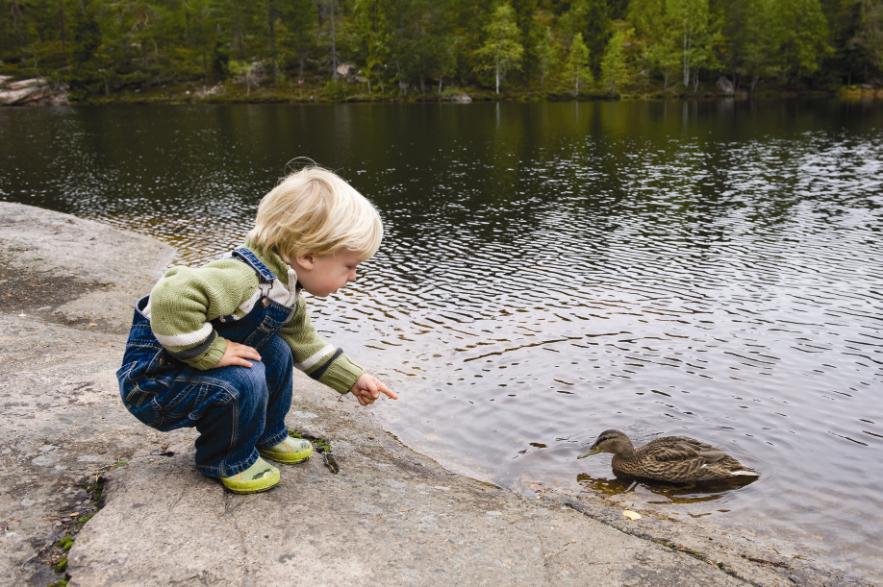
[729,469,759,478]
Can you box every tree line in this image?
[1,0,881,99]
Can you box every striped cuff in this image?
[182,336,228,371]
[315,354,364,394]
[166,330,218,361]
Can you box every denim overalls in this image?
[117,247,295,478]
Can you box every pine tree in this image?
[600,27,631,93]
[772,0,831,82]
[853,0,883,80]
[352,0,392,92]
[535,25,560,91]
[287,0,318,82]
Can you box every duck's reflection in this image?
[576,472,755,504]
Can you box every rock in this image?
[336,62,369,84]
[448,93,472,104]
[0,76,68,106]
[195,84,223,98]
[716,76,735,96]
[336,62,355,78]
[7,78,45,91]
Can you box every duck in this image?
[578,429,759,484]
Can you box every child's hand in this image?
[350,373,398,406]
[214,340,261,368]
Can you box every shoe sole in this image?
[223,482,279,494]
[259,451,312,465]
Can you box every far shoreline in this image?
[3,73,881,108]
[59,87,877,106]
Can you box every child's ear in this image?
[294,253,315,270]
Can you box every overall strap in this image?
[231,247,277,284]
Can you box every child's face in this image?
[291,250,363,297]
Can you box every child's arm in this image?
[149,261,259,370]
[280,295,370,394]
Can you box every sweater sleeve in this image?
[280,294,364,393]
[148,261,260,370]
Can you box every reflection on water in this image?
[1,100,881,579]
[575,471,755,504]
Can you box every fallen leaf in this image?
[622,509,642,521]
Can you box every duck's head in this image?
[578,429,633,459]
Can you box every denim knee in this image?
[225,362,269,415]
[261,336,293,390]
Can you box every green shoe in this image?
[220,457,280,494]
[259,437,313,464]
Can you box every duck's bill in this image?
[577,447,601,459]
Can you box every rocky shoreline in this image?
[0,202,869,586]
[0,76,69,106]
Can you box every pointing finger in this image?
[378,383,399,400]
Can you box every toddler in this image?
[117,166,397,493]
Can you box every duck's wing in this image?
[639,437,755,482]
[643,438,703,462]
[644,436,724,460]
[697,449,729,463]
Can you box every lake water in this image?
[1,100,881,578]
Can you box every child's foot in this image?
[220,457,280,494]
[259,437,313,464]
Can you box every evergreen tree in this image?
[600,27,631,93]
[627,0,675,86]
[583,0,610,78]
[740,0,780,89]
[557,0,610,78]
[772,0,831,82]
[393,0,457,93]
[853,0,883,80]
[351,0,392,91]
[448,0,492,86]
[510,0,541,84]
[535,24,561,90]
[286,0,318,82]
[319,0,340,80]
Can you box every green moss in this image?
[56,535,74,551]
[287,430,332,453]
[52,557,68,572]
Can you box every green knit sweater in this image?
[145,242,363,394]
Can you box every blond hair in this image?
[248,166,383,260]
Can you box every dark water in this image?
[2,101,881,578]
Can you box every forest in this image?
[1,0,881,101]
